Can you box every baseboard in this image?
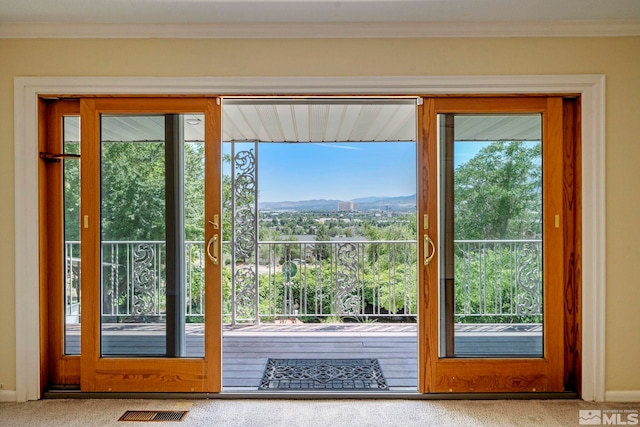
[605,390,640,402]
[0,390,17,402]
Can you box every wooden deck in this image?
[65,322,542,391]
[223,324,417,390]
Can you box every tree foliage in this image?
[454,141,541,240]
[314,223,331,260]
[182,142,205,241]
[63,142,81,241]
[100,141,166,241]
[98,141,206,241]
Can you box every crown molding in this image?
[2,20,640,39]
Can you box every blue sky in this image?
[223,141,489,202]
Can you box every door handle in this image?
[207,234,219,265]
[206,215,220,265]
[424,234,436,266]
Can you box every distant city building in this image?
[337,201,358,212]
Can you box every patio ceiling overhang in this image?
[64,98,541,143]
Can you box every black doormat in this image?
[258,358,388,391]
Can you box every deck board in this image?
[222,330,418,389]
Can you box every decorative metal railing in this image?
[230,240,419,324]
[63,239,542,324]
[453,239,542,323]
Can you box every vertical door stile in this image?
[79,98,100,391]
[204,97,222,391]
[543,97,565,391]
[417,97,439,393]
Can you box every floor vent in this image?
[118,411,188,422]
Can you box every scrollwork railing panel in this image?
[515,241,542,315]
[131,243,158,316]
[335,243,361,316]
[231,144,259,323]
[454,239,542,321]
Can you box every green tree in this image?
[99,141,206,242]
[183,142,205,241]
[279,236,301,263]
[454,141,541,240]
[314,223,331,260]
[101,141,166,241]
[63,142,81,241]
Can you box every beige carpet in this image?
[0,399,638,426]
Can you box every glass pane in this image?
[100,114,205,357]
[64,116,81,355]
[439,114,543,357]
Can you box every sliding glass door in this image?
[79,98,221,392]
[418,97,566,393]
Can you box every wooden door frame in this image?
[38,99,81,392]
[19,75,602,401]
[417,96,572,393]
[40,93,580,395]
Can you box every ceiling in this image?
[64,99,541,143]
[2,0,640,25]
[2,0,640,38]
[222,100,417,142]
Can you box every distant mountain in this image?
[259,199,342,211]
[351,196,389,203]
[260,194,417,212]
[354,194,416,208]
